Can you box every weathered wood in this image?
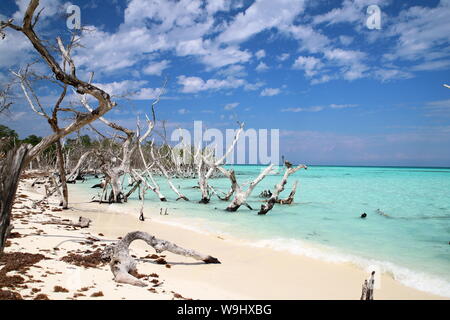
[66,151,91,183]
[0,144,31,254]
[101,231,220,286]
[222,165,274,212]
[151,145,188,201]
[258,163,307,215]
[277,180,298,205]
[41,216,91,228]
[198,123,244,204]
[360,271,375,300]
[1,0,118,169]
[55,139,68,208]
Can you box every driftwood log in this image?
[0,144,31,254]
[101,231,220,287]
[41,216,91,228]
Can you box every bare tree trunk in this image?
[278,180,298,205]
[124,179,142,202]
[101,231,220,286]
[67,151,91,182]
[222,165,274,212]
[55,139,68,208]
[198,124,244,204]
[151,147,188,201]
[131,170,167,202]
[0,144,31,254]
[258,163,307,215]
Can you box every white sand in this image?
[1,179,446,300]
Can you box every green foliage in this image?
[21,134,42,146]
[0,124,19,154]
[0,124,18,140]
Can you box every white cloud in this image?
[93,80,147,96]
[424,99,450,117]
[311,75,334,85]
[255,49,266,59]
[178,108,189,115]
[216,64,247,77]
[284,24,330,54]
[93,80,162,100]
[330,104,358,109]
[177,75,245,93]
[243,81,265,91]
[132,88,163,100]
[260,88,281,96]
[282,104,358,112]
[293,56,323,76]
[373,68,414,82]
[281,106,324,112]
[324,48,368,80]
[312,0,388,27]
[72,0,253,73]
[143,60,170,76]
[218,0,306,44]
[339,35,354,46]
[385,0,450,63]
[256,62,269,72]
[224,102,239,110]
[277,53,290,61]
[411,59,450,72]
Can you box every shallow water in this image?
[73,165,450,297]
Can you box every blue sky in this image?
[1,0,450,166]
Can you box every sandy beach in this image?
[1,177,446,300]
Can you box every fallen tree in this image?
[101,231,220,286]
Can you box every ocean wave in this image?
[250,238,450,298]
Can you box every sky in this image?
[0,0,450,166]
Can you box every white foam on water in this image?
[250,238,450,298]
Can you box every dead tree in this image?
[78,75,163,203]
[12,67,73,208]
[150,143,189,201]
[101,231,220,286]
[0,144,31,253]
[258,162,307,215]
[360,271,375,300]
[1,2,118,167]
[132,127,167,202]
[278,180,298,204]
[212,164,274,212]
[80,106,154,203]
[66,151,92,183]
[197,123,244,204]
[0,0,123,253]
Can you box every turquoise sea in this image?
[73,165,450,297]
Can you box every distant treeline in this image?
[0,124,95,158]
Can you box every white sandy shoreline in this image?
[1,178,447,300]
